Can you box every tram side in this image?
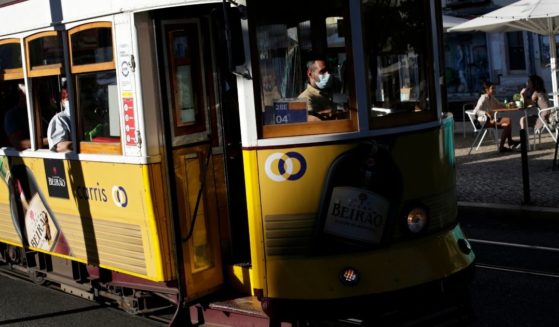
[0,0,475,325]
[0,0,232,315]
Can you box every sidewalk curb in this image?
[458,201,559,218]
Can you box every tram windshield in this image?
[363,0,436,128]
[250,0,357,138]
[250,0,438,138]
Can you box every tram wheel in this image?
[7,246,22,265]
[28,269,47,285]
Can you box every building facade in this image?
[443,0,557,104]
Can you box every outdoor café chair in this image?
[535,106,558,145]
[465,109,499,155]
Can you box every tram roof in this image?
[0,0,220,37]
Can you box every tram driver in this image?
[298,57,337,121]
[47,88,72,153]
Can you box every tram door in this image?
[154,7,247,299]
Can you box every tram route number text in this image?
[272,100,307,124]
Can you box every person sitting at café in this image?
[473,81,520,153]
[519,74,551,132]
[47,88,72,153]
[298,57,337,121]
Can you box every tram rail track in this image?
[475,263,559,279]
[469,238,559,279]
[0,263,35,283]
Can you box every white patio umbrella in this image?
[449,0,559,105]
[442,15,468,32]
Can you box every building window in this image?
[444,33,489,98]
[507,32,526,71]
[539,34,559,66]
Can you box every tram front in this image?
[236,0,476,322]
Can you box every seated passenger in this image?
[4,84,31,151]
[262,69,282,108]
[47,88,72,153]
[298,58,336,121]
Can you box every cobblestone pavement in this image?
[454,130,559,209]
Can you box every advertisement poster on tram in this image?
[0,156,71,255]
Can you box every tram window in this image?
[24,31,67,150]
[71,27,113,66]
[31,76,63,149]
[250,0,357,138]
[0,39,23,80]
[69,23,120,155]
[0,40,26,149]
[163,23,206,136]
[362,0,436,129]
[76,72,119,142]
[26,32,63,77]
[0,80,25,148]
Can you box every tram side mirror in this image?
[226,6,246,67]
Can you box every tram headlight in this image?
[406,207,429,233]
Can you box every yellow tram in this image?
[0,0,475,325]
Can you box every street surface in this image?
[461,207,559,326]
[2,207,559,326]
[0,271,162,327]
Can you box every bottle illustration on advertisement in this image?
[0,156,71,255]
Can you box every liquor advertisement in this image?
[0,156,71,255]
[25,194,60,250]
[323,186,389,244]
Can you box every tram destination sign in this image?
[272,99,307,124]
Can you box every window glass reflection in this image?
[363,0,434,128]
[0,43,22,70]
[251,0,353,131]
[71,28,113,65]
[29,35,63,67]
[76,71,119,142]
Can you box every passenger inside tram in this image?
[0,82,16,147]
[4,83,31,150]
[47,88,72,153]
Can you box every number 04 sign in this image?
[272,99,307,124]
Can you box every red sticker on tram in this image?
[123,97,136,146]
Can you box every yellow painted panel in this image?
[0,157,173,281]
[256,145,354,215]
[265,226,474,299]
[242,150,265,294]
[172,147,223,301]
[251,129,463,299]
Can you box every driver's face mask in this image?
[315,72,333,90]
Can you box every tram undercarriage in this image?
[0,243,475,326]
